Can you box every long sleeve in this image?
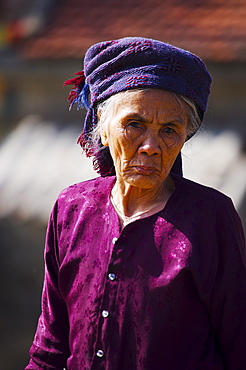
[25,201,70,370]
[210,197,246,369]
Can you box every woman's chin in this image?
[121,172,164,189]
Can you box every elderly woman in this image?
[26,37,246,370]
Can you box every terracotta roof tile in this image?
[21,0,246,61]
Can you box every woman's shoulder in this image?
[57,176,115,204]
[172,173,234,210]
[170,174,244,240]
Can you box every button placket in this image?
[94,234,122,364]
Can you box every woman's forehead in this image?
[112,89,189,120]
[112,89,184,107]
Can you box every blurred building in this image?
[0,0,246,368]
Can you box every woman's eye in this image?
[162,126,175,134]
[128,121,142,128]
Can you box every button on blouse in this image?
[96,349,104,358]
[102,310,109,318]
[108,272,116,281]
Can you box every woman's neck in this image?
[111,175,174,219]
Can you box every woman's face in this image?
[100,89,189,189]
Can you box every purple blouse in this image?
[25,174,246,370]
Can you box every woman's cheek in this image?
[164,134,186,150]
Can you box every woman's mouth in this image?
[134,165,157,175]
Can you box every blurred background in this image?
[0,0,246,368]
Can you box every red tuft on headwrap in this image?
[64,71,86,109]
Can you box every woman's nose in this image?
[138,134,161,156]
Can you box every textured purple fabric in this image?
[84,37,211,115]
[25,174,246,370]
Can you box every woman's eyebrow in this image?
[160,119,186,126]
[123,113,186,125]
[121,110,187,126]
[122,113,148,122]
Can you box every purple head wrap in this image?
[64,37,212,176]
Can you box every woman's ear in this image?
[98,108,108,146]
[100,129,108,146]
